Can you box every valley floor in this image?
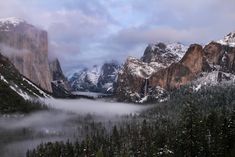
[0,98,151,157]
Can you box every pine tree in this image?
[178,98,203,157]
[96,148,104,157]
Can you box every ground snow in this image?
[9,84,31,100]
[0,75,8,83]
[22,77,51,98]
[217,32,235,47]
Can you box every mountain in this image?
[217,31,235,47]
[116,42,188,102]
[69,61,120,93]
[141,42,188,65]
[69,65,101,92]
[49,58,72,98]
[0,17,52,92]
[0,52,50,113]
[116,38,235,103]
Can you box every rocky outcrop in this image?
[49,58,66,81]
[0,17,52,92]
[204,42,235,73]
[49,58,71,97]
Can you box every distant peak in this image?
[217,31,235,47]
[147,42,187,51]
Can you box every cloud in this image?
[0,0,235,75]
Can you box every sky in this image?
[0,0,235,76]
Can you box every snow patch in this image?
[127,57,159,79]
[22,77,51,98]
[193,71,235,89]
[0,75,8,84]
[10,84,31,100]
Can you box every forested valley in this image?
[26,85,235,157]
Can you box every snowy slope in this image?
[124,56,163,79]
[0,53,51,100]
[69,62,120,93]
[217,32,235,47]
[142,42,188,65]
[0,17,25,31]
[0,74,51,100]
[124,42,188,79]
[69,65,101,92]
[192,71,235,92]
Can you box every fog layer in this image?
[44,98,150,116]
[0,98,151,157]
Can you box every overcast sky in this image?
[0,0,235,76]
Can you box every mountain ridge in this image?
[116,32,235,103]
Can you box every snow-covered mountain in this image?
[141,42,188,65]
[116,42,188,102]
[0,17,52,92]
[116,36,235,103]
[69,61,120,93]
[217,31,235,47]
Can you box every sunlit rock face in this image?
[0,17,52,92]
[149,44,209,90]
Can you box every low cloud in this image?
[0,43,30,57]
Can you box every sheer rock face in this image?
[49,58,71,96]
[0,17,52,92]
[149,44,208,90]
[49,58,66,81]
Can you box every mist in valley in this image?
[0,98,151,157]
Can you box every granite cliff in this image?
[0,17,52,92]
[116,33,235,103]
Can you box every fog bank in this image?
[44,98,150,116]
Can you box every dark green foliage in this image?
[0,80,48,113]
[26,85,235,157]
[0,52,49,113]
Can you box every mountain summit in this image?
[217,31,235,47]
[0,17,26,31]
